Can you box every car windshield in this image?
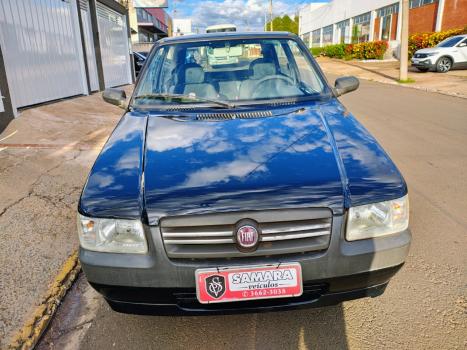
[436,36,464,47]
[133,38,326,107]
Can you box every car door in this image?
[456,38,467,66]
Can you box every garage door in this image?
[97,2,132,88]
[0,0,88,109]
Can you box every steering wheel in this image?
[251,75,295,98]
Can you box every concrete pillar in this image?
[319,28,323,47]
[435,0,445,32]
[369,10,376,41]
[128,2,139,43]
[333,24,338,44]
[348,18,353,44]
[399,0,409,81]
[396,0,403,42]
[0,44,16,131]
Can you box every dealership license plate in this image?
[195,263,302,304]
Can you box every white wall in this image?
[173,18,193,35]
[300,0,398,35]
[299,2,327,35]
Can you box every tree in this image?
[266,15,299,35]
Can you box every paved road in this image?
[38,77,467,350]
[0,92,124,347]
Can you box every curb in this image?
[321,58,467,100]
[323,68,467,99]
[7,250,81,350]
[359,75,467,99]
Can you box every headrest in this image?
[250,59,276,79]
[185,65,205,84]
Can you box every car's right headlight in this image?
[346,195,409,241]
[77,214,148,254]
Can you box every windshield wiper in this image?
[134,93,235,109]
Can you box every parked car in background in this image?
[133,51,148,77]
[411,34,467,72]
[78,32,411,315]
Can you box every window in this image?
[352,12,371,43]
[138,31,155,43]
[354,12,371,25]
[377,3,399,17]
[301,32,311,48]
[322,25,333,45]
[410,0,437,9]
[336,19,350,44]
[381,15,391,41]
[376,4,398,41]
[312,29,321,47]
[134,38,326,106]
[436,36,464,47]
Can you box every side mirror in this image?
[333,76,360,97]
[102,88,127,108]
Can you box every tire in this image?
[436,56,452,73]
[416,67,429,72]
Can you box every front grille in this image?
[160,208,332,259]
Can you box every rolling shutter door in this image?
[96,2,132,88]
[0,0,87,108]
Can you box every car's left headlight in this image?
[77,214,148,254]
[346,195,409,241]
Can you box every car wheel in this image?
[417,67,429,72]
[436,57,452,73]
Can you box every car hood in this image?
[143,105,345,224]
[415,48,444,54]
[79,100,407,225]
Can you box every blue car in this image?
[77,32,410,315]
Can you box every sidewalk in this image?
[0,91,128,348]
[316,57,467,99]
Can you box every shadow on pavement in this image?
[81,303,349,350]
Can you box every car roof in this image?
[158,31,297,44]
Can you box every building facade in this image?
[173,19,194,36]
[128,3,171,45]
[299,0,467,48]
[0,0,134,132]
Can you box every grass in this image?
[310,47,323,57]
[397,78,416,84]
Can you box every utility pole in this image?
[399,0,409,81]
[269,0,273,31]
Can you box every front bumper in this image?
[411,58,435,69]
[80,215,411,315]
[92,265,401,315]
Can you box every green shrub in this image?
[314,41,388,60]
[322,44,346,58]
[310,47,323,56]
[349,41,388,59]
[408,26,467,58]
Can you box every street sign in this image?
[133,0,168,8]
